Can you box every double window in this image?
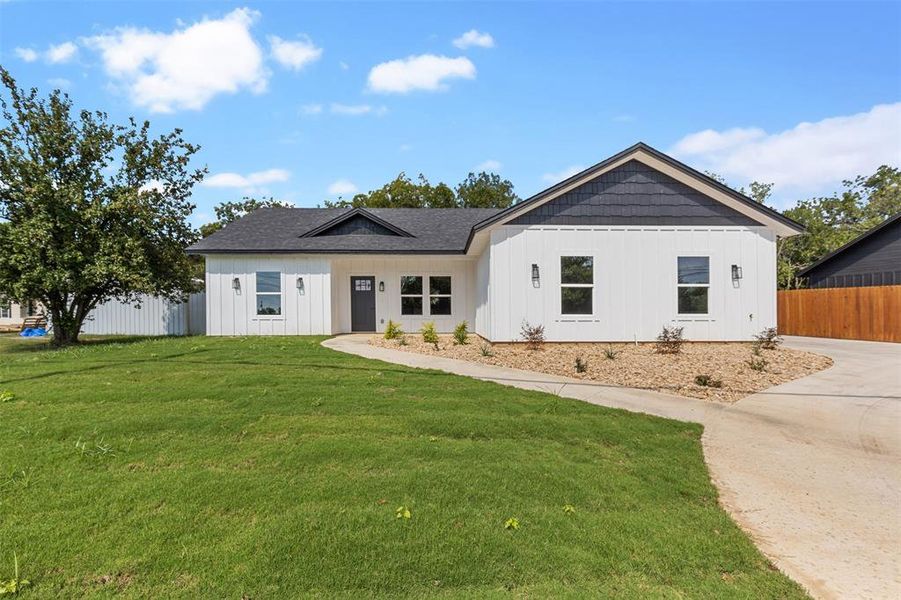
[400,275,452,316]
[561,256,593,315]
[256,271,282,316]
[677,257,709,315]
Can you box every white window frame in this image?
[0,298,11,320]
[400,275,424,316]
[676,255,711,317]
[560,255,594,316]
[428,275,452,316]
[255,271,283,317]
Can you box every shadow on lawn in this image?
[0,334,186,354]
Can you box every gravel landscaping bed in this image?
[370,334,832,402]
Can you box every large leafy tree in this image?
[456,171,519,208]
[325,171,518,209]
[0,69,204,345]
[199,196,294,237]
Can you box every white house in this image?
[188,143,803,341]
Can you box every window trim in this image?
[560,255,594,316]
[676,255,711,317]
[428,275,452,316]
[255,271,283,317]
[400,275,424,316]
[0,298,11,320]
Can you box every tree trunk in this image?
[48,302,82,346]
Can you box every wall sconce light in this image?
[379,281,385,292]
[296,277,305,294]
[731,265,743,280]
[232,277,241,291]
[531,264,540,287]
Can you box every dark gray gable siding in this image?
[509,160,761,226]
[316,214,400,236]
[805,218,901,288]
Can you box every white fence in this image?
[80,293,206,336]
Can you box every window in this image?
[354,279,372,291]
[677,256,709,314]
[0,298,10,320]
[400,276,423,315]
[429,276,452,315]
[561,256,593,315]
[256,271,282,315]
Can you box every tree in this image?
[778,166,900,288]
[200,196,294,237]
[456,171,519,208]
[0,68,204,345]
[704,171,774,204]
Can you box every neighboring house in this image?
[798,213,901,288]
[0,298,36,331]
[188,143,803,341]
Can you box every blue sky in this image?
[2,1,899,224]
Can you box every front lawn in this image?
[0,335,805,598]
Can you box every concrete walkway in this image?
[323,334,901,599]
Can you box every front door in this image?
[350,276,376,332]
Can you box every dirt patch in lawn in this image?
[370,335,832,402]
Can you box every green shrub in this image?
[603,346,620,360]
[574,356,588,373]
[746,357,768,372]
[694,374,722,388]
[753,327,783,350]
[453,321,469,345]
[479,343,493,357]
[421,322,439,349]
[655,325,685,354]
[384,320,404,340]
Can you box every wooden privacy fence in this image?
[777,285,901,343]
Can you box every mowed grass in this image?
[0,334,805,599]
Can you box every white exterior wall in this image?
[0,300,27,328]
[81,293,206,336]
[487,225,777,342]
[474,248,491,338]
[331,256,476,334]
[205,254,331,335]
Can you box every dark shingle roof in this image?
[187,207,504,254]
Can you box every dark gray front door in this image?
[350,276,376,332]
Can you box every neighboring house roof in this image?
[187,207,503,254]
[188,142,805,256]
[798,212,901,278]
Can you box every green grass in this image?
[0,334,805,598]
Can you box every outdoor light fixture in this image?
[379,281,385,292]
[531,264,540,287]
[296,277,305,294]
[232,277,241,291]
[731,265,743,280]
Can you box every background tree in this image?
[456,172,519,208]
[0,68,204,345]
[199,196,294,237]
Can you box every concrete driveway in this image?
[323,335,901,599]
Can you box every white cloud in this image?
[477,159,502,171]
[453,29,494,49]
[671,103,901,196]
[84,7,268,113]
[46,41,78,64]
[139,179,165,193]
[269,35,322,71]
[202,168,291,189]
[327,179,358,195]
[47,78,72,89]
[542,165,585,183]
[329,103,387,116]
[300,103,323,115]
[14,47,38,62]
[367,54,476,94]
[339,61,349,70]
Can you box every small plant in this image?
[479,343,494,357]
[603,346,620,360]
[397,335,408,346]
[384,320,404,340]
[421,322,439,350]
[0,553,30,595]
[655,325,685,354]
[694,374,723,388]
[562,504,575,515]
[751,343,762,356]
[395,506,411,520]
[452,321,469,345]
[0,391,14,403]
[504,517,520,530]
[753,327,783,350]
[747,357,768,372]
[520,321,545,350]
[574,356,588,373]
[74,437,115,459]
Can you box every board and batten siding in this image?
[80,293,206,336]
[331,256,476,334]
[474,249,491,338]
[487,225,777,342]
[205,254,331,335]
